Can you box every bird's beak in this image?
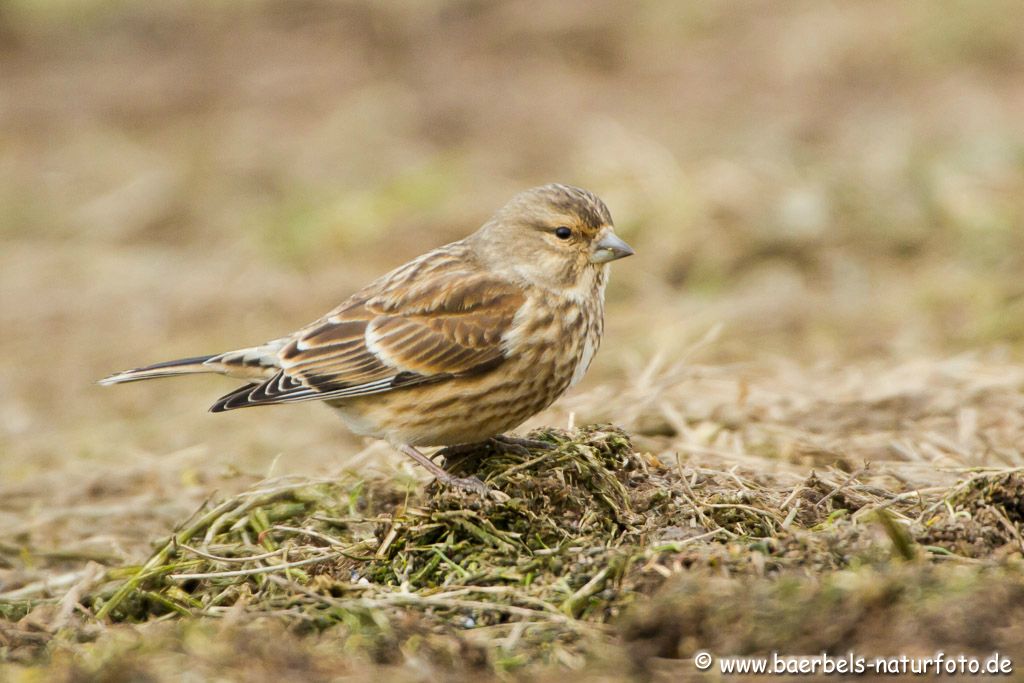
[590,231,635,264]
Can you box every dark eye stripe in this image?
[554,227,572,240]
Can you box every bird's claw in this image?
[440,474,510,502]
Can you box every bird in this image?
[101,184,634,495]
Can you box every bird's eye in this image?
[554,226,573,240]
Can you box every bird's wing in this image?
[210,251,524,412]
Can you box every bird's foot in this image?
[397,443,504,500]
[437,473,510,502]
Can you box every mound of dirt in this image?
[5,427,1024,675]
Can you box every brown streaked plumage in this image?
[101,184,634,494]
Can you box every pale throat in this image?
[562,263,608,304]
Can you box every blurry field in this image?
[3,1,1024,680]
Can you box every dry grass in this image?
[3,0,1024,680]
[5,360,1024,678]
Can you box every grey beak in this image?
[591,232,635,264]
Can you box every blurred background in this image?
[2,0,1023,489]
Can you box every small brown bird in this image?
[101,184,633,493]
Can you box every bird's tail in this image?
[99,344,284,386]
[98,355,221,385]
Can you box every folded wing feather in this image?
[210,250,524,412]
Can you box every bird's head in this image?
[472,184,634,292]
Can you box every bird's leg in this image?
[395,443,501,499]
